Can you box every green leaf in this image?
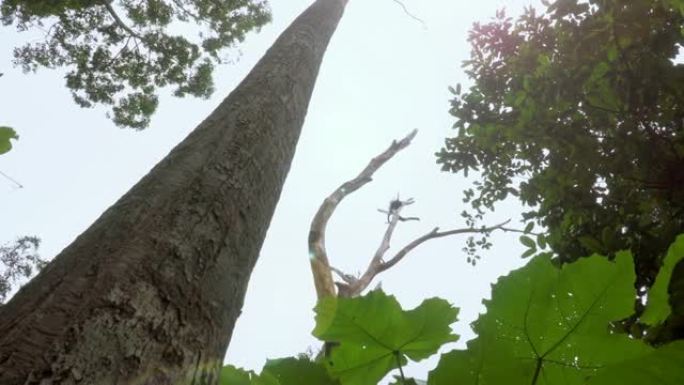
[521,248,536,259]
[429,253,652,385]
[524,222,535,233]
[519,235,536,249]
[220,365,253,385]
[641,234,684,325]
[261,357,338,385]
[585,341,684,385]
[0,126,19,155]
[537,234,547,249]
[313,290,459,385]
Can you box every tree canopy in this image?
[1,0,271,128]
[437,0,684,286]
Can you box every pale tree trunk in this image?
[0,0,347,383]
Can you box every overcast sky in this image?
[0,0,540,381]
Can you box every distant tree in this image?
[437,0,684,289]
[1,0,271,128]
[0,236,44,304]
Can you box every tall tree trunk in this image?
[0,0,347,383]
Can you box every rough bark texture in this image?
[0,1,346,384]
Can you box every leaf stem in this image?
[394,351,407,384]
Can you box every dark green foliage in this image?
[1,0,271,128]
[437,0,684,285]
[0,236,45,303]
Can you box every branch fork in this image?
[308,130,515,299]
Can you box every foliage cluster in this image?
[220,236,684,385]
[1,0,271,128]
[436,0,684,288]
[0,236,44,303]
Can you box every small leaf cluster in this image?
[437,0,684,286]
[1,0,271,128]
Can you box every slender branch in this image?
[330,266,357,285]
[308,130,418,299]
[499,227,543,237]
[103,2,142,39]
[391,0,427,28]
[350,204,410,295]
[348,220,512,296]
[0,170,23,188]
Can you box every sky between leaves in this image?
[0,0,539,381]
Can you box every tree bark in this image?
[0,0,347,384]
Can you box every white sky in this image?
[0,0,540,381]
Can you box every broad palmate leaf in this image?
[429,253,652,385]
[585,341,684,385]
[221,358,337,385]
[313,290,458,385]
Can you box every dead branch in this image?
[308,130,418,299]
[347,220,512,296]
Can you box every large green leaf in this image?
[641,235,684,325]
[429,253,652,385]
[585,341,684,385]
[0,126,18,155]
[261,357,338,385]
[220,365,254,385]
[221,359,334,385]
[313,290,459,385]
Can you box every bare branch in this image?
[391,0,427,28]
[0,170,23,189]
[348,220,512,296]
[350,205,409,295]
[308,130,418,299]
[330,266,357,285]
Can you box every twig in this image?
[0,170,23,188]
[499,227,542,237]
[308,130,418,299]
[392,0,427,29]
[330,266,357,285]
